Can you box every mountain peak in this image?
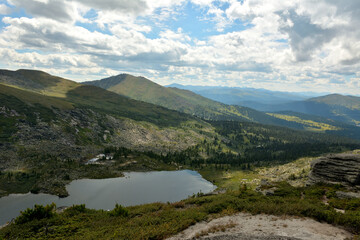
[307,93,360,113]
[313,93,344,99]
[84,73,163,91]
[16,69,50,74]
[310,93,359,102]
[84,74,129,89]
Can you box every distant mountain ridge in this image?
[85,74,282,124]
[166,83,360,126]
[261,95,360,126]
[85,73,360,140]
[310,94,360,109]
[166,83,322,106]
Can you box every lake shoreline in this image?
[0,152,180,199]
[0,170,216,226]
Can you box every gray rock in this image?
[260,179,271,187]
[336,191,360,199]
[256,187,278,196]
[308,153,360,187]
[263,189,276,196]
[256,180,278,196]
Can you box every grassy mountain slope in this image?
[84,74,249,121]
[0,83,209,154]
[0,70,198,127]
[85,74,306,125]
[85,74,360,140]
[66,85,194,127]
[0,69,78,98]
[0,83,73,110]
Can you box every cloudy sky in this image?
[0,0,359,94]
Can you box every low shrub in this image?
[304,186,326,199]
[15,203,56,224]
[64,204,87,216]
[329,198,360,211]
[109,203,129,217]
[172,201,185,208]
[70,204,86,212]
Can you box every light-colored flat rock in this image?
[167,213,352,240]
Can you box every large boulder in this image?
[308,153,360,187]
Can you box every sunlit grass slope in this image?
[267,113,340,132]
[0,70,200,127]
[266,111,360,140]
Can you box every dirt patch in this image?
[167,213,352,240]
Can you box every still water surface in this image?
[0,170,215,225]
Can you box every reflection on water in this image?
[0,170,215,225]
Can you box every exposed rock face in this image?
[336,191,360,199]
[308,153,360,187]
[0,107,205,171]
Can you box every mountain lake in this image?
[0,170,216,225]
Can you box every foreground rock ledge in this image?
[308,153,360,188]
[167,213,352,240]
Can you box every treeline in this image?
[103,120,360,170]
[210,120,360,145]
[104,141,358,171]
[203,121,360,167]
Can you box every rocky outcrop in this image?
[255,179,278,196]
[336,191,360,199]
[0,107,205,171]
[308,153,360,187]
